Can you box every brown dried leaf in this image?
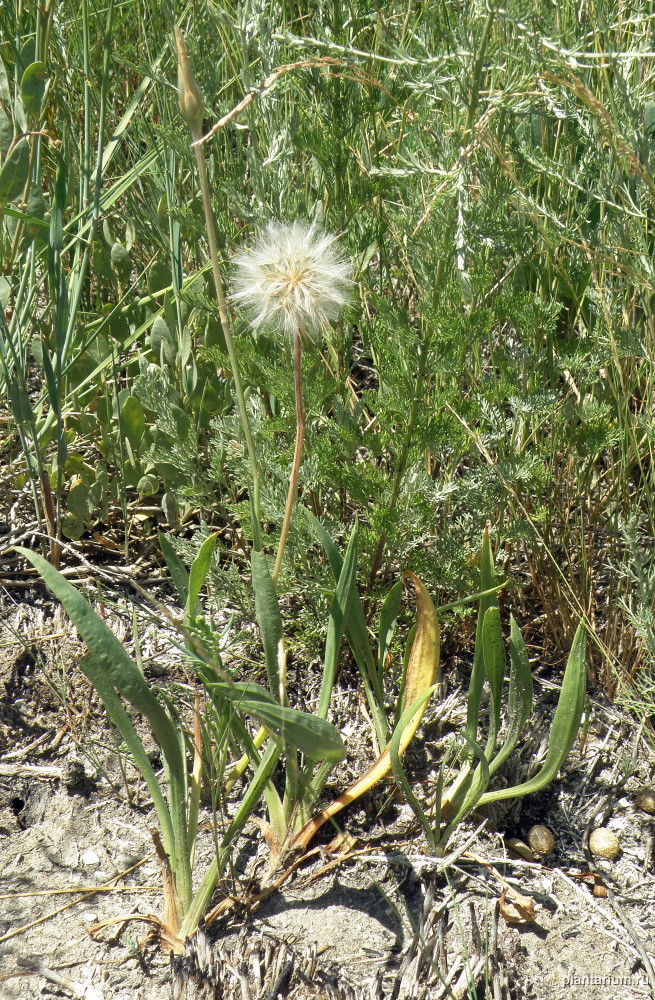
[499,887,535,925]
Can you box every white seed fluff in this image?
[231,220,353,338]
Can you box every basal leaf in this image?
[159,531,189,605]
[479,623,586,805]
[185,532,219,626]
[318,521,359,719]
[482,606,505,759]
[207,679,346,762]
[467,527,497,742]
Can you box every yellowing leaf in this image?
[290,572,439,853]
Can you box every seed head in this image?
[231,220,353,338]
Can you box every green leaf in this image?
[161,490,181,528]
[395,623,416,727]
[150,315,176,363]
[0,137,29,206]
[378,580,403,671]
[147,259,173,296]
[76,651,176,857]
[67,481,92,521]
[0,276,11,309]
[185,532,218,626]
[482,606,505,759]
[318,521,359,719]
[50,152,68,253]
[439,733,491,848]
[467,528,497,742]
[61,514,85,541]
[479,623,586,806]
[20,61,48,119]
[111,242,132,279]
[645,101,655,141]
[488,615,533,777]
[0,58,10,104]
[301,507,389,745]
[0,104,12,162]
[8,378,33,424]
[137,473,159,496]
[92,240,114,281]
[251,550,284,701]
[14,547,186,786]
[159,531,190,607]
[17,39,36,78]
[120,394,145,448]
[207,679,346,762]
[389,683,441,854]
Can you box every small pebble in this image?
[636,786,655,815]
[81,849,100,866]
[589,828,620,860]
[527,824,556,856]
[505,837,536,862]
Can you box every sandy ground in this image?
[1,599,655,999]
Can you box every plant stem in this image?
[272,327,305,585]
[184,97,262,550]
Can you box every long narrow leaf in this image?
[16,547,186,778]
[15,547,190,899]
[467,527,497,741]
[206,679,346,762]
[185,532,218,626]
[488,615,533,777]
[389,685,440,854]
[75,652,175,860]
[482,606,505,759]
[318,521,359,719]
[301,508,386,738]
[378,580,403,673]
[439,733,490,848]
[479,623,586,806]
[159,531,190,607]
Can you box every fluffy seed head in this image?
[231,220,353,338]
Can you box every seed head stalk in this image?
[232,220,353,583]
[272,326,305,585]
[175,28,262,551]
